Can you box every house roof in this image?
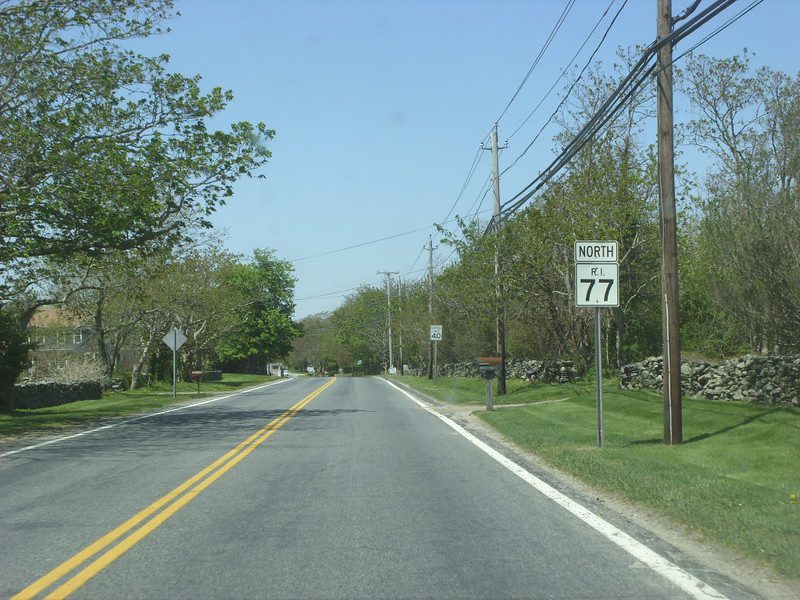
[29,306,81,328]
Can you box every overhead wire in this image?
[403,245,427,277]
[672,0,764,63]
[495,0,576,123]
[490,0,743,229]
[500,0,630,177]
[297,0,759,314]
[506,0,620,142]
[438,139,489,225]
[388,0,578,288]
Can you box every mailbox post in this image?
[477,356,502,411]
[190,371,203,395]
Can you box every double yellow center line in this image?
[13,377,337,600]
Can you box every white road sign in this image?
[575,263,619,307]
[430,325,443,341]
[575,241,618,263]
[162,327,187,351]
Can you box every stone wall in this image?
[11,381,103,409]
[620,355,800,406]
[437,358,580,383]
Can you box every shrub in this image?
[201,370,222,381]
[21,351,105,384]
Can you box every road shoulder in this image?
[383,376,798,600]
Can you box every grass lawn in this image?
[390,375,593,405]
[0,373,277,440]
[396,375,800,579]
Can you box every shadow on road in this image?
[15,407,372,460]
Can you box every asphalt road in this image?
[1,376,753,599]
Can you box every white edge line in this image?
[0,377,295,459]
[381,377,729,600]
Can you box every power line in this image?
[296,286,368,302]
[490,0,744,229]
[465,175,493,225]
[289,209,491,264]
[496,0,576,123]
[499,58,657,221]
[501,0,630,177]
[404,245,427,277]
[672,0,764,63]
[438,140,489,225]
[299,272,383,297]
[506,0,621,142]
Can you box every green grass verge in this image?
[395,375,800,579]
[390,375,593,405]
[0,373,277,440]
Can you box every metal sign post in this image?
[162,327,187,398]
[575,241,618,448]
[595,307,604,448]
[430,325,442,379]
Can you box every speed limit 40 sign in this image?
[430,325,443,341]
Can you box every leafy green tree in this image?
[0,0,272,268]
[682,53,800,353]
[214,249,301,369]
[288,313,334,373]
[327,287,387,373]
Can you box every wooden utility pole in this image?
[378,270,399,372]
[490,124,508,395]
[657,0,682,444]
[398,275,403,375]
[427,237,434,379]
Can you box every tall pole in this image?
[490,124,507,395]
[427,237,434,379]
[595,307,604,448]
[657,0,682,444]
[398,275,404,375]
[172,329,177,399]
[378,270,399,372]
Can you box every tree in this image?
[288,313,332,373]
[682,53,800,353]
[328,287,387,373]
[214,249,301,370]
[0,0,272,270]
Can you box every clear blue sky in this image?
[133,0,798,318]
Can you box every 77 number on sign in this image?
[580,278,614,303]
